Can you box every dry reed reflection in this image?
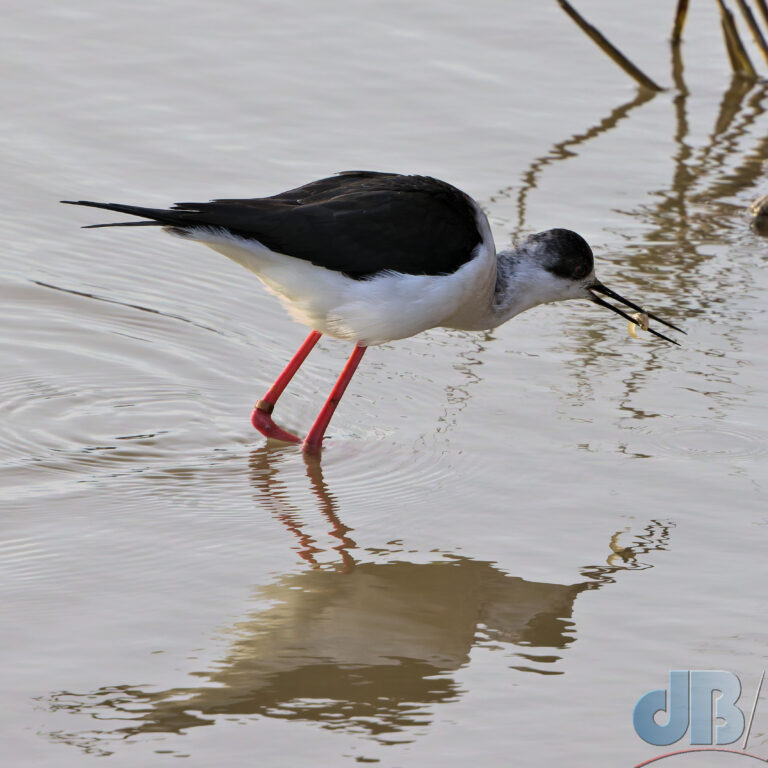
[494,52,768,420]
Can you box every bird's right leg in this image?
[251,330,322,443]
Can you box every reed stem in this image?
[557,0,663,91]
[735,0,768,67]
[718,0,758,78]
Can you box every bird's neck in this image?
[487,248,561,327]
[444,245,573,333]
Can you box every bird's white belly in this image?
[186,228,496,346]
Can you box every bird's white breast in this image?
[177,199,497,345]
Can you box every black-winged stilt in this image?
[63,171,683,452]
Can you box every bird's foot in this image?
[251,400,302,444]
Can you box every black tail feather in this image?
[60,200,188,227]
[83,221,163,229]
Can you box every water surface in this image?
[1,2,767,766]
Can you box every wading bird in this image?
[63,171,683,452]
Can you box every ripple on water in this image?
[247,440,467,521]
[647,424,767,461]
[322,441,465,507]
[1,274,479,513]
[0,278,255,500]
[0,371,213,464]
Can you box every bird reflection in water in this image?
[47,447,673,753]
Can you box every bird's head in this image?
[517,228,683,344]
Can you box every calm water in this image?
[2,1,767,766]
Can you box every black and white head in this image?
[514,228,683,343]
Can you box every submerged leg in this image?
[302,345,367,454]
[251,330,322,443]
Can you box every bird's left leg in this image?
[302,345,367,454]
[251,330,322,443]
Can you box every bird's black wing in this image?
[63,172,484,279]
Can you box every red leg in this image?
[251,330,322,443]
[302,345,366,454]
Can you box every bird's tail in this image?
[60,200,186,228]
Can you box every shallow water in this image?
[2,1,768,766]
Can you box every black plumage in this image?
[527,229,594,280]
[62,171,483,279]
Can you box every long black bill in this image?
[589,282,685,346]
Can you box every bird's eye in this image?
[572,263,589,279]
